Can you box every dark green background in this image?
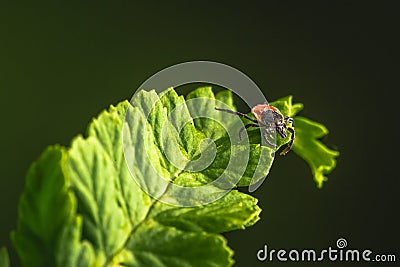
[1,2,398,266]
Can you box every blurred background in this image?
[1,2,398,266]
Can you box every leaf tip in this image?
[0,247,10,267]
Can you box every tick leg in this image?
[280,127,295,156]
[215,107,258,123]
[239,123,259,140]
[285,116,295,126]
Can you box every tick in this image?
[215,104,295,155]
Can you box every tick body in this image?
[215,104,295,156]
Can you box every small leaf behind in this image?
[270,97,339,187]
[11,146,96,267]
[0,247,10,267]
[293,116,339,187]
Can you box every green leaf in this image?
[152,190,261,233]
[269,96,339,187]
[11,146,97,267]
[55,216,97,267]
[12,87,267,266]
[292,116,339,187]
[124,221,234,267]
[0,247,10,267]
[11,86,338,267]
[67,136,131,261]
